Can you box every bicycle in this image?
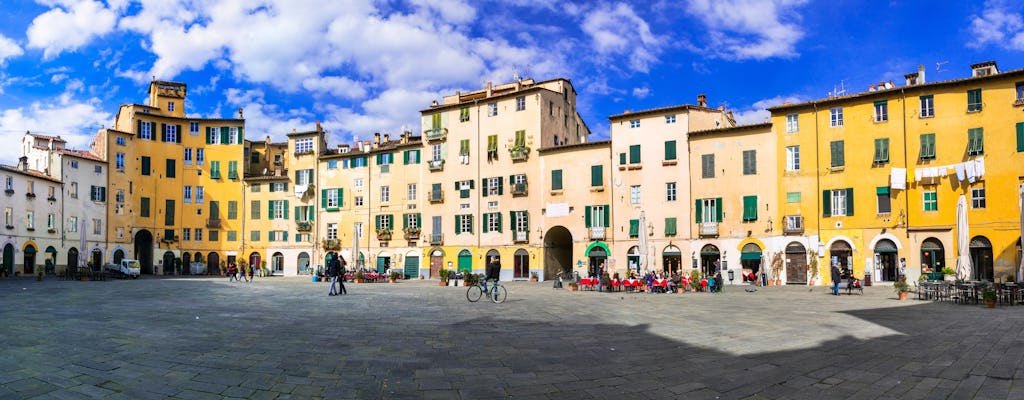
[466,278,508,303]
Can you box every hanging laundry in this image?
[940,166,949,177]
[965,161,977,183]
[975,157,985,180]
[890,168,907,190]
[914,168,922,182]
[955,163,966,182]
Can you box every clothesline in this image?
[889,157,985,190]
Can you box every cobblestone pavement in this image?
[2,276,1024,399]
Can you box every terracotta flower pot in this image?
[529,278,538,282]
[439,281,447,286]
[389,278,396,283]
[898,292,907,301]
[767,280,775,286]
[567,285,577,292]
[677,288,685,294]
[985,299,996,308]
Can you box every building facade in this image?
[1,157,64,276]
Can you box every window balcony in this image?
[404,228,420,241]
[509,146,530,161]
[296,221,312,232]
[783,215,804,235]
[589,226,606,240]
[322,238,341,251]
[424,127,447,142]
[514,231,529,243]
[428,159,445,171]
[429,190,444,203]
[26,192,36,199]
[699,222,719,237]
[160,234,178,243]
[429,233,443,245]
[376,228,392,241]
[511,182,528,196]
[4,189,13,195]
[206,218,222,229]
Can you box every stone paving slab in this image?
[3,276,1024,399]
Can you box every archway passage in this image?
[513,249,529,279]
[829,241,852,273]
[544,226,572,279]
[44,246,57,275]
[874,239,898,282]
[589,246,608,278]
[249,252,261,275]
[429,249,444,279]
[134,230,154,274]
[663,245,682,275]
[66,247,79,273]
[970,236,993,281]
[162,251,176,275]
[298,252,311,275]
[207,253,220,275]
[90,249,102,273]
[271,252,284,275]
[23,244,37,275]
[785,242,807,284]
[921,238,944,275]
[182,252,191,275]
[740,243,763,283]
[3,244,14,276]
[700,244,720,277]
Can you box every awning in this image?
[740,252,763,260]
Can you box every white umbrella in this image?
[955,194,972,280]
[352,223,360,271]
[637,210,648,274]
[79,217,87,274]
[1018,184,1023,281]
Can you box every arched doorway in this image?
[297,252,310,275]
[740,243,763,283]
[182,252,191,275]
[874,239,898,281]
[921,238,944,275]
[513,248,529,279]
[663,245,682,274]
[404,250,420,279]
[970,236,993,281]
[785,242,807,284]
[626,246,640,276]
[3,243,14,276]
[700,244,720,277]
[249,252,261,273]
[207,253,220,275]
[23,244,37,275]
[271,252,284,275]
[457,249,473,273]
[134,230,154,274]
[543,226,572,279]
[829,241,852,272]
[485,250,500,277]
[90,249,102,273]
[44,246,57,275]
[374,252,389,274]
[66,247,79,273]
[113,249,125,264]
[586,243,609,278]
[162,251,176,275]
[429,249,444,278]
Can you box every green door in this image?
[376,257,387,274]
[404,256,419,279]
[2,244,13,276]
[457,250,472,272]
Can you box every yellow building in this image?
[769,61,1024,283]
[242,136,289,274]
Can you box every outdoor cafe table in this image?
[652,279,669,292]
[622,279,640,292]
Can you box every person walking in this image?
[336,256,348,295]
[328,257,340,296]
[831,262,842,296]
[228,262,238,282]
[246,263,254,282]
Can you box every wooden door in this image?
[785,252,807,284]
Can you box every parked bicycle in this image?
[466,278,508,303]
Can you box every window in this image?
[248,230,260,242]
[166,159,176,178]
[139,121,152,140]
[458,180,473,198]
[873,100,888,122]
[515,96,525,111]
[407,184,417,201]
[68,216,77,232]
[89,185,106,202]
[830,107,843,127]
[665,115,676,124]
[326,189,339,209]
[208,230,219,242]
[327,223,338,240]
[629,144,641,164]
[822,188,854,217]
[487,135,498,160]
[456,214,473,234]
[919,133,936,160]
[115,137,126,146]
[697,198,721,223]
[664,140,677,161]
[513,211,528,233]
[484,212,501,233]
[140,156,150,175]
[830,140,845,168]
[354,178,364,191]
[877,186,891,214]
[786,114,798,133]
[251,184,260,192]
[404,150,420,164]
[355,196,363,206]
[140,197,150,217]
[27,181,34,195]
[666,182,677,201]
[270,182,286,192]
[459,107,470,122]
[782,147,798,171]
[184,186,192,203]
[484,177,501,196]
[4,208,11,226]
[630,185,641,204]
[830,189,849,216]
[327,160,337,170]
[184,148,192,165]
[742,150,756,175]
[196,186,204,203]
[94,165,102,173]
[210,160,220,179]
[207,128,219,144]
[742,195,758,222]
[296,169,312,185]
[664,217,677,236]
[69,182,77,198]
[431,144,442,161]
[229,127,238,144]
[47,213,54,229]
[874,138,890,164]
[251,200,260,219]
[190,122,199,134]
[1018,122,1024,153]
[923,190,938,211]
[590,165,603,187]
[585,205,609,228]
[165,124,178,143]
[228,201,238,220]
[167,101,175,112]
[487,102,497,116]
[971,185,986,209]
[4,176,10,191]
[967,89,982,112]
[629,119,640,128]
[195,228,202,241]
[701,154,715,178]
[271,200,285,219]
[381,185,390,203]
[70,160,78,168]
[552,170,563,190]
[92,219,101,234]
[115,153,125,170]
[786,192,801,203]
[405,213,420,230]
[967,128,984,155]
[196,148,205,166]
[295,137,314,154]
[920,95,934,118]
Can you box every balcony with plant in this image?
[296,221,312,232]
[424,127,447,141]
[322,238,341,251]
[509,146,530,161]
[428,159,445,171]
[403,227,421,240]
[376,228,392,241]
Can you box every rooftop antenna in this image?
[936,61,949,77]
[512,65,520,81]
[828,79,847,98]
[523,64,531,79]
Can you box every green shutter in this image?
[160,123,166,142]
[238,127,244,144]
[467,215,473,233]
[515,130,525,147]
[176,125,182,143]
[877,186,890,195]
[294,206,299,221]
[920,134,935,158]
[590,165,602,187]
[968,128,984,154]
[403,150,409,165]
[831,141,844,167]
[822,190,832,217]
[585,206,592,228]
[338,188,344,207]
[665,217,676,236]
[321,189,328,208]
[619,153,626,165]
[432,113,441,129]
[552,170,563,190]
[268,200,274,219]
[629,144,640,164]
[455,215,461,234]
[743,195,757,222]
[283,200,289,219]
[603,205,610,227]
[220,127,228,145]
[403,213,409,229]
[715,197,723,222]
[874,138,889,163]
[481,178,488,197]
[482,214,489,233]
[629,219,639,237]
[664,140,676,160]
[695,200,703,223]
[1017,123,1024,152]
[846,188,855,216]
[375,215,382,230]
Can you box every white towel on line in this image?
[890,168,907,190]
[965,161,977,183]
[914,169,922,182]
[955,163,966,182]
[975,157,985,179]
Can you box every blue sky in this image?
[2,0,1024,163]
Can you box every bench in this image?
[836,279,864,295]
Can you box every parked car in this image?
[104,259,141,279]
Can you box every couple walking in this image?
[328,256,348,296]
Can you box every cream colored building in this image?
[1,158,63,276]
[608,96,734,277]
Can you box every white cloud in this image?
[26,0,118,59]
[0,95,111,162]
[580,3,663,72]
[0,34,24,65]
[632,86,650,99]
[731,95,806,125]
[408,0,476,24]
[685,0,807,60]
[968,2,1024,50]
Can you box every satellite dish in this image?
[262,167,267,175]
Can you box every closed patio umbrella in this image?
[1018,185,1023,281]
[955,194,971,280]
[638,210,648,274]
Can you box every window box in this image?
[403,228,421,240]
[509,146,530,161]
[550,189,564,196]
[25,192,36,198]
[47,228,56,234]
[662,160,677,166]
[4,224,12,230]
[699,222,719,237]
[428,159,445,171]
[26,227,35,232]
[589,227,606,240]
[322,239,341,251]
[590,186,605,193]
[514,231,529,243]
[206,218,222,229]
[424,127,447,141]
[429,190,444,203]
[627,164,642,171]
[294,149,316,156]
[511,182,528,196]
[429,233,443,245]
[296,221,312,232]
[376,229,392,241]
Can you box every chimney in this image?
[316,120,322,132]
[697,94,707,107]
[383,133,389,143]
[238,107,244,119]
[870,84,877,91]
[18,156,28,172]
[486,81,493,97]
[373,132,380,148]
[918,64,925,84]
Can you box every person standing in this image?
[831,262,842,296]
[336,256,348,295]
[328,258,340,296]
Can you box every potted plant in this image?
[770,251,784,285]
[389,271,402,283]
[37,268,44,282]
[893,275,910,300]
[941,267,956,282]
[982,283,997,308]
[219,260,227,276]
[438,268,450,286]
[529,271,538,282]
[567,281,578,292]
[464,273,480,287]
[807,250,819,286]
[260,260,267,277]
[689,270,702,292]
[353,270,365,283]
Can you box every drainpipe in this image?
[813,102,821,258]
[900,88,910,239]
